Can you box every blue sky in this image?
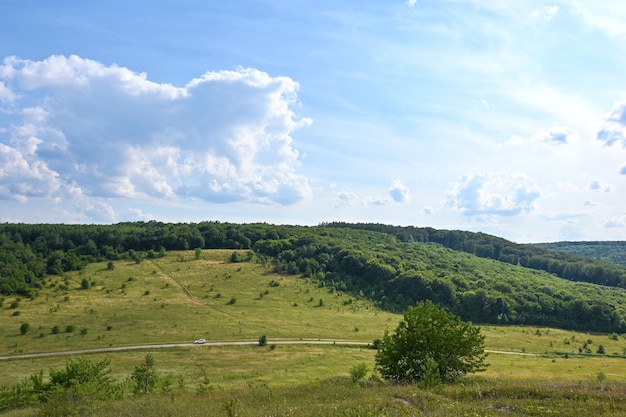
[1,1,626,243]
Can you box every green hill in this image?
[534,241,626,267]
[2,222,626,333]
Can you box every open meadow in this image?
[3,250,626,416]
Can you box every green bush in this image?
[349,363,369,382]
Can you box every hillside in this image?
[2,222,626,332]
[534,241,626,267]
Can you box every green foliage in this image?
[51,325,60,335]
[81,277,90,289]
[20,322,30,335]
[349,362,368,382]
[194,247,202,260]
[419,357,442,389]
[258,334,268,346]
[131,354,158,395]
[536,241,626,267]
[375,301,487,383]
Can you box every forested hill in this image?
[2,221,626,333]
[533,241,626,267]
[322,223,626,288]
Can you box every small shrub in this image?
[610,333,619,341]
[65,325,75,333]
[80,328,88,336]
[144,290,151,296]
[597,345,606,355]
[597,371,607,381]
[51,325,60,334]
[350,363,369,382]
[107,261,115,270]
[11,310,20,317]
[419,357,442,389]
[227,297,236,305]
[258,334,268,346]
[81,278,90,289]
[20,322,30,335]
[10,301,19,309]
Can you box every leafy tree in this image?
[20,322,30,335]
[375,300,487,383]
[80,278,90,290]
[194,247,202,260]
[131,354,158,395]
[258,334,268,346]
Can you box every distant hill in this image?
[2,221,626,333]
[534,241,626,267]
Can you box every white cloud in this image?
[389,179,410,203]
[447,172,541,216]
[604,220,625,228]
[588,179,612,192]
[532,5,559,20]
[0,55,312,209]
[0,142,61,201]
[0,81,16,103]
[507,125,577,147]
[596,100,626,147]
[619,164,626,175]
[405,0,417,7]
[333,191,358,208]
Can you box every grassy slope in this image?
[1,250,396,357]
[4,250,626,416]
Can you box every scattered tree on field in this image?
[375,300,487,384]
[131,354,158,395]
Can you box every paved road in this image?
[0,340,537,361]
[0,339,372,360]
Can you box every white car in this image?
[194,338,206,344]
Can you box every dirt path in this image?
[146,259,204,306]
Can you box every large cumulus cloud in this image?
[0,55,312,207]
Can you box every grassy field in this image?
[3,250,626,416]
[1,250,397,357]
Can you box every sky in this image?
[1,1,626,243]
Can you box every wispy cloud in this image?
[596,100,626,147]
[447,172,541,217]
[532,5,559,20]
[588,179,613,192]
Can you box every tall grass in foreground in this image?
[5,376,626,417]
